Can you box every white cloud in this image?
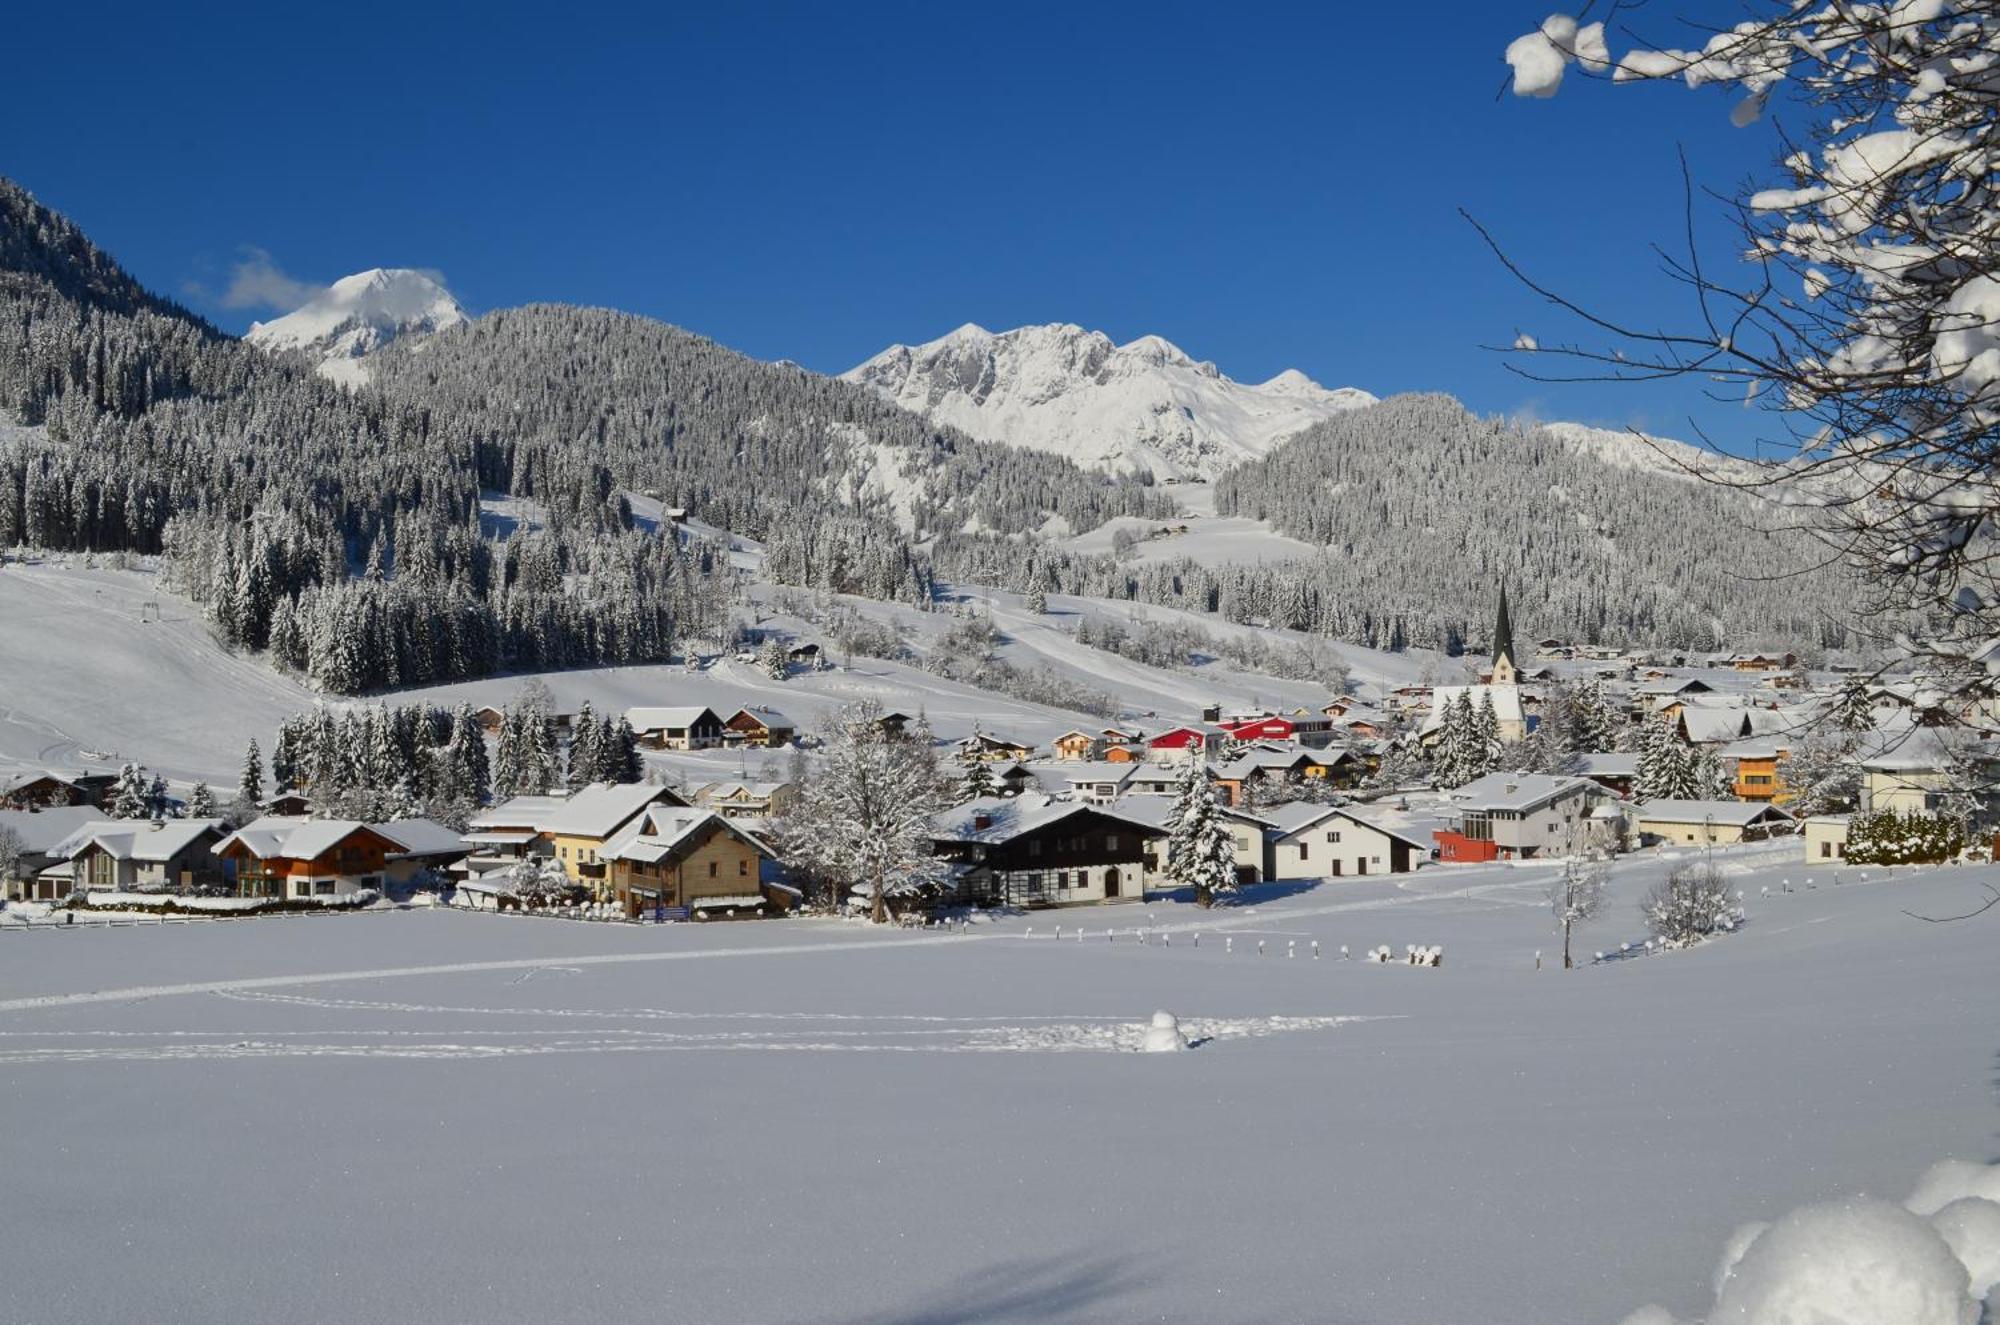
[215,247,325,312]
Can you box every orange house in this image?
[217,817,403,900]
[1727,743,1790,804]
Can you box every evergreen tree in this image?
[1166,759,1238,909]
[239,738,264,806]
[959,751,999,801]
[1693,747,1733,800]
[756,637,790,681]
[1473,691,1501,777]
[568,700,601,790]
[111,763,150,819]
[187,781,215,818]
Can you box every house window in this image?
[708,861,718,877]
[1056,871,1069,889]
[1820,842,1832,858]
[1325,830,1341,843]
[1297,843,1309,860]
[739,859,749,876]
[1028,840,1041,857]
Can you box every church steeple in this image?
[1490,584,1518,686]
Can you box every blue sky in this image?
[8,2,1779,445]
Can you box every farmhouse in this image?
[50,818,229,893]
[1631,800,1796,845]
[1219,713,1337,747]
[959,732,1035,762]
[0,771,89,810]
[1018,761,1136,804]
[694,780,795,822]
[723,707,797,748]
[538,783,690,888]
[625,705,725,750]
[1573,752,1641,799]
[599,806,789,920]
[930,797,1163,907]
[216,817,408,900]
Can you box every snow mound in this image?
[1908,1159,2000,1217]
[1930,1199,2000,1300]
[247,268,465,384]
[1711,1197,1975,1325]
[843,322,1374,480]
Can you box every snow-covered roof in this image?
[1678,707,1754,744]
[468,796,569,831]
[1573,753,1641,777]
[728,707,795,729]
[1443,773,1594,814]
[536,784,677,839]
[377,818,467,857]
[1633,800,1795,827]
[0,804,101,853]
[600,805,773,865]
[52,818,226,863]
[624,706,719,732]
[931,795,1171,844]
[687,894,769,910]
[216,816,392,862]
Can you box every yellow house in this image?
[534,783,688,892]
[599,806,792,919]
[1051,730,1102,762]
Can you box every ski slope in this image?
[0,559,1451,788]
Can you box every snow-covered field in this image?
[3,847,1993,1322]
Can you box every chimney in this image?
[1201,703,1222,724]
[1503,782,1518,796]
[972,814,992,831]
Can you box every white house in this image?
[49,818,229,893]
[1419,686,1529,745]
[1435,773,1603,860]
[1261,803,1436,879]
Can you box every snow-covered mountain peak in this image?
[844,322,1375,479]
[246,267,466,385]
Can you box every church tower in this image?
[1489,584,1519,686]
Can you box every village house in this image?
[1146,725,1226,763]
[216,817,412,900]
[1803,814,1850,862]
[1855,729,1968,816]
[1219,712,1338,748]
[1209,748,1357,806]
[0,771,91,810]
[1720,739,1790,803]
[694,780,796,822]
[1017,761,1138,804]
[598,805,791,920]
[1050,730,1104,762]
[50,818,229,893]
[1260,802,1437,879]
[1432,773,1603,862]
[0,804,101,900]
[1630,800,1795,846]
[959,731,1035,762]
[460,783,689,896]
[930,797,1164,907]
[625,706,725,750]
[1573,753,1641,800]
[1108,796,1268,890]
[1419,685,1530,746]
[723,707,797,748]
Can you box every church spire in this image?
[1491,583,1518,685]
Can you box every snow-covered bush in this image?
[1620,1158,2000,1323]
[1641,864,1741,948]
[1366,945,1394,963]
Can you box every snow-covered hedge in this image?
[1844,809,1967,866]
[76,890,379,916]
[1621,1158,1999,1324]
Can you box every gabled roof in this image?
[727,707,794,729]
[467,795,569,831]
[52,818,226,863]
[216,816,397,862]
[377,818,468,857]
[624,706,721,731]
[600,805,773,864]
[538,783,681,838]
[1634,800,1795,827]
[930,795,1170,845]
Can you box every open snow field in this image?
[3,846,1994,1323]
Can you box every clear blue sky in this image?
[7,1,1777,444]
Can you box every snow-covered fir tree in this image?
[110,763,150,820]
[1166,758,1239,909]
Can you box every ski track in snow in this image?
[0,987,1377,1063]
